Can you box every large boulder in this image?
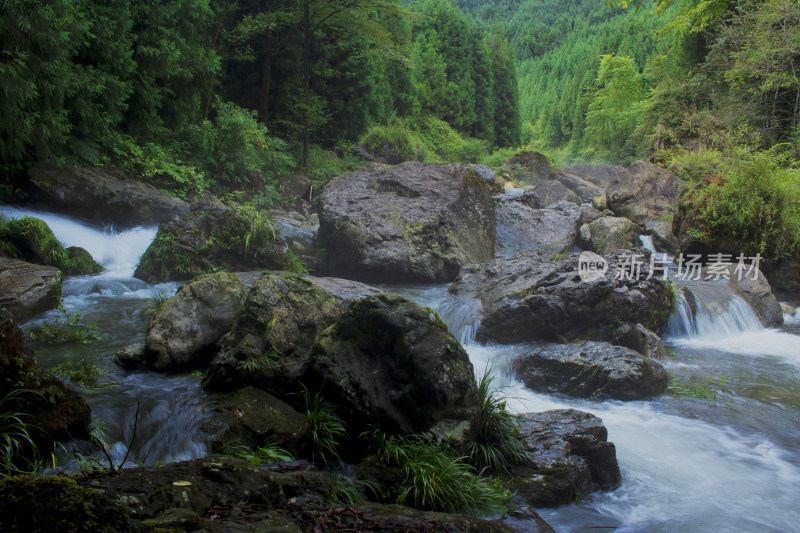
[306,295,479,438]
[607,161,684,225]
[145,272,247,371]
[203,273,344,393]
[511,341,669,400]
[763,258,800,306]
[579,216,642,255]
[495,200,582,258]
[609,323,667,359]
[0,308,91,450]
[134,198,287,283]
[508,409,621,507]
[0,217,101,275]
[549,169,604,202]
[533,180,579,207]
[318,162,495,283]
[301,274,383,305]
[502,151,551,185]
[27,166,189,229]
[277,173,312,200]
[0,257,61,320]
[645,220,679,254]
[565,164,626,188]
[450,251,673,344]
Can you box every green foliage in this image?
[237,205,275,264]
[27,303,101,345]
[0,217,100,275]
[235,352,280,373]
[683,150,800,259]
[366,431,511,513]
[227,440,292,465]
[51,358,107,387]
[0,387,45,476]
[284,251,309,275]
[145,291,171,320]
[464,370,526,472]
[298,385,347,463]
[669,373,728,400]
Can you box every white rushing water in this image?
[395,282,800,533]
[0,206,157,278]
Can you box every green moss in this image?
[0,217,101,275]
[0,475,128,533]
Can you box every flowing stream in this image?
[3,206,800,531]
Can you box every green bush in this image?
[685,150,800,259]
[227,440,292,465]
[51,358,107,387]
[0,387,44,476]
[361,123,418,164]
[27,303,101,345]
[298,385,347,463]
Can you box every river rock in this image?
[134,198,287,283]
[0,308,91,449]
[0,216,101,275]
[26,165,189,229]
[496,200,582,258]
[301,274,383,305]
[278,173,312,200]
[645,220,679,254]
[203,386,307,452]
[579,216,642,255]
[508,409,621,507]
[469,163,497,185]
[203,273,344,393]
[450,251,673,344]
[565,164,627,188]
[269,207,323,273]
[0,257,61,320]
[318,162,495,283]
[724,264,783,327]
[607,161,684,224]
[114,343,146,370]
[495,187,540,208]
[609,323,667,359]
[512,342,669,400]
[533,180,580,207]
[549,169,604,202]
[763,258,800,306]
[503,151,551,185]
[145,272,247,371]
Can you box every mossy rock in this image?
[0,476,128,533]
[0,217,101,275]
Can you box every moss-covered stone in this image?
[0,217,101,275]
[0,475,128,533]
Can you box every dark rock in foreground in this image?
[508,409,621,507]
[27,165,189,229]
[450,251,673,344]
[512,341,669,400]
[607,160,684,225]
[319,162,495,284]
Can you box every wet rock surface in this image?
[318,162,495,283]
[511,341,669,400]
[507,409,621,507]
[450,251,673,344]
[0,257,60,320]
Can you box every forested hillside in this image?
[0,0,519,198]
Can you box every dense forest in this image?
[0,0,520,198]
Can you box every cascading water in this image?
[1,206,209,465]
[393,274,800,532]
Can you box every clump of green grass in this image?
[144,291,171,319]
[366,430,511,513]
[228,440,292,465]
[668,373,728,400]
[235,352,280,373]
[464,370,526,472]
[284,250,309,274]
[27,303,101,344]
[298,384,347,463]
[0,386,45,475]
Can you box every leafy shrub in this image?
[51,358,107,387]
[284,250,309,274]
[361,123,418,164]
[684,150,800,259]
[464,370,525,471]
[27,303,101,345]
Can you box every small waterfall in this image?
[667,281,764,339]
[0,206,157,278]
[639,234,657,254]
